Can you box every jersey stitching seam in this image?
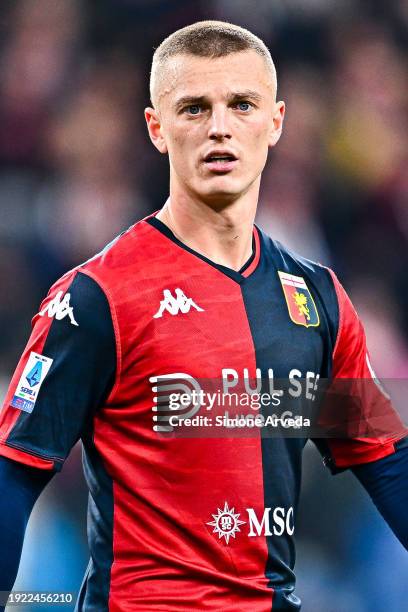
[0,440,62,463]
[325,267,343,359]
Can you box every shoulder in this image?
[257,226,337,296]
[43,215,157,305]
[33,269,115,351]
[78,215,156,280]
[257,226,343,345]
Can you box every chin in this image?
[199,188,243,207]
[195,178,246,202]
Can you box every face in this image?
[145,50,285,205]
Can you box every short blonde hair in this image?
[150,20,277,107]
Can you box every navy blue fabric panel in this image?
[75,442,114,612]
[239,233,301,608]
[258,437,303,611]
[0,457,54,600]
[269,238,343,473]
[352,440,408,550]
[7,272,116,469]
[269,237,339,377]
[240,230,341,609]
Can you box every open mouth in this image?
[204,153,237,164]
[203,152,238,172]
[204,155,237,163]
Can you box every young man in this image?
[0,21,407,612]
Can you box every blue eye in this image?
[237,102,251,112]
[186,105,201,115]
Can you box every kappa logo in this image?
[153,288,204,319]
[39,291,79,326]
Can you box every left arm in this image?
[352,438,408,550]
[313,269,408,548]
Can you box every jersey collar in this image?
[145,214,261,285]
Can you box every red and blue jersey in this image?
[0,214,406,611]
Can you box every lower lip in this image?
[204,160,238,173]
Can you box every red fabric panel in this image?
[327,269,408,468]
[82,220,273,609]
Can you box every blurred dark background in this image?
[0,1,407,611]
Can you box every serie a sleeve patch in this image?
[10,352,53,414]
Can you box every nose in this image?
[208,104,232,140]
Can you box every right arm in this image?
[0,270,116,600]
[0,457,54,602]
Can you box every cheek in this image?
[169,130,203,171]
[166,133,188,163]
[244,122,271,160]
[251,119,271,143]
[239,122,270,173]
[167,123,194,151]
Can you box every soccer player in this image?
[0,21,407,612]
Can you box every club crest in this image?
[278,271,319,328]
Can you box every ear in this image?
[268,101,285,148]
[144,107,168,154]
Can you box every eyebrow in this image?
[174,90,263,110]
[174,95,207,110]
[229,90,263,102]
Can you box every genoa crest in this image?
[278,271,320,328]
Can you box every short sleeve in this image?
[315,269,408,472]
[0,270,116,471]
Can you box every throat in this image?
[156,203,255,272]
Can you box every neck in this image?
[156,181,260,271]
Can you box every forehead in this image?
[157,50,275,106]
